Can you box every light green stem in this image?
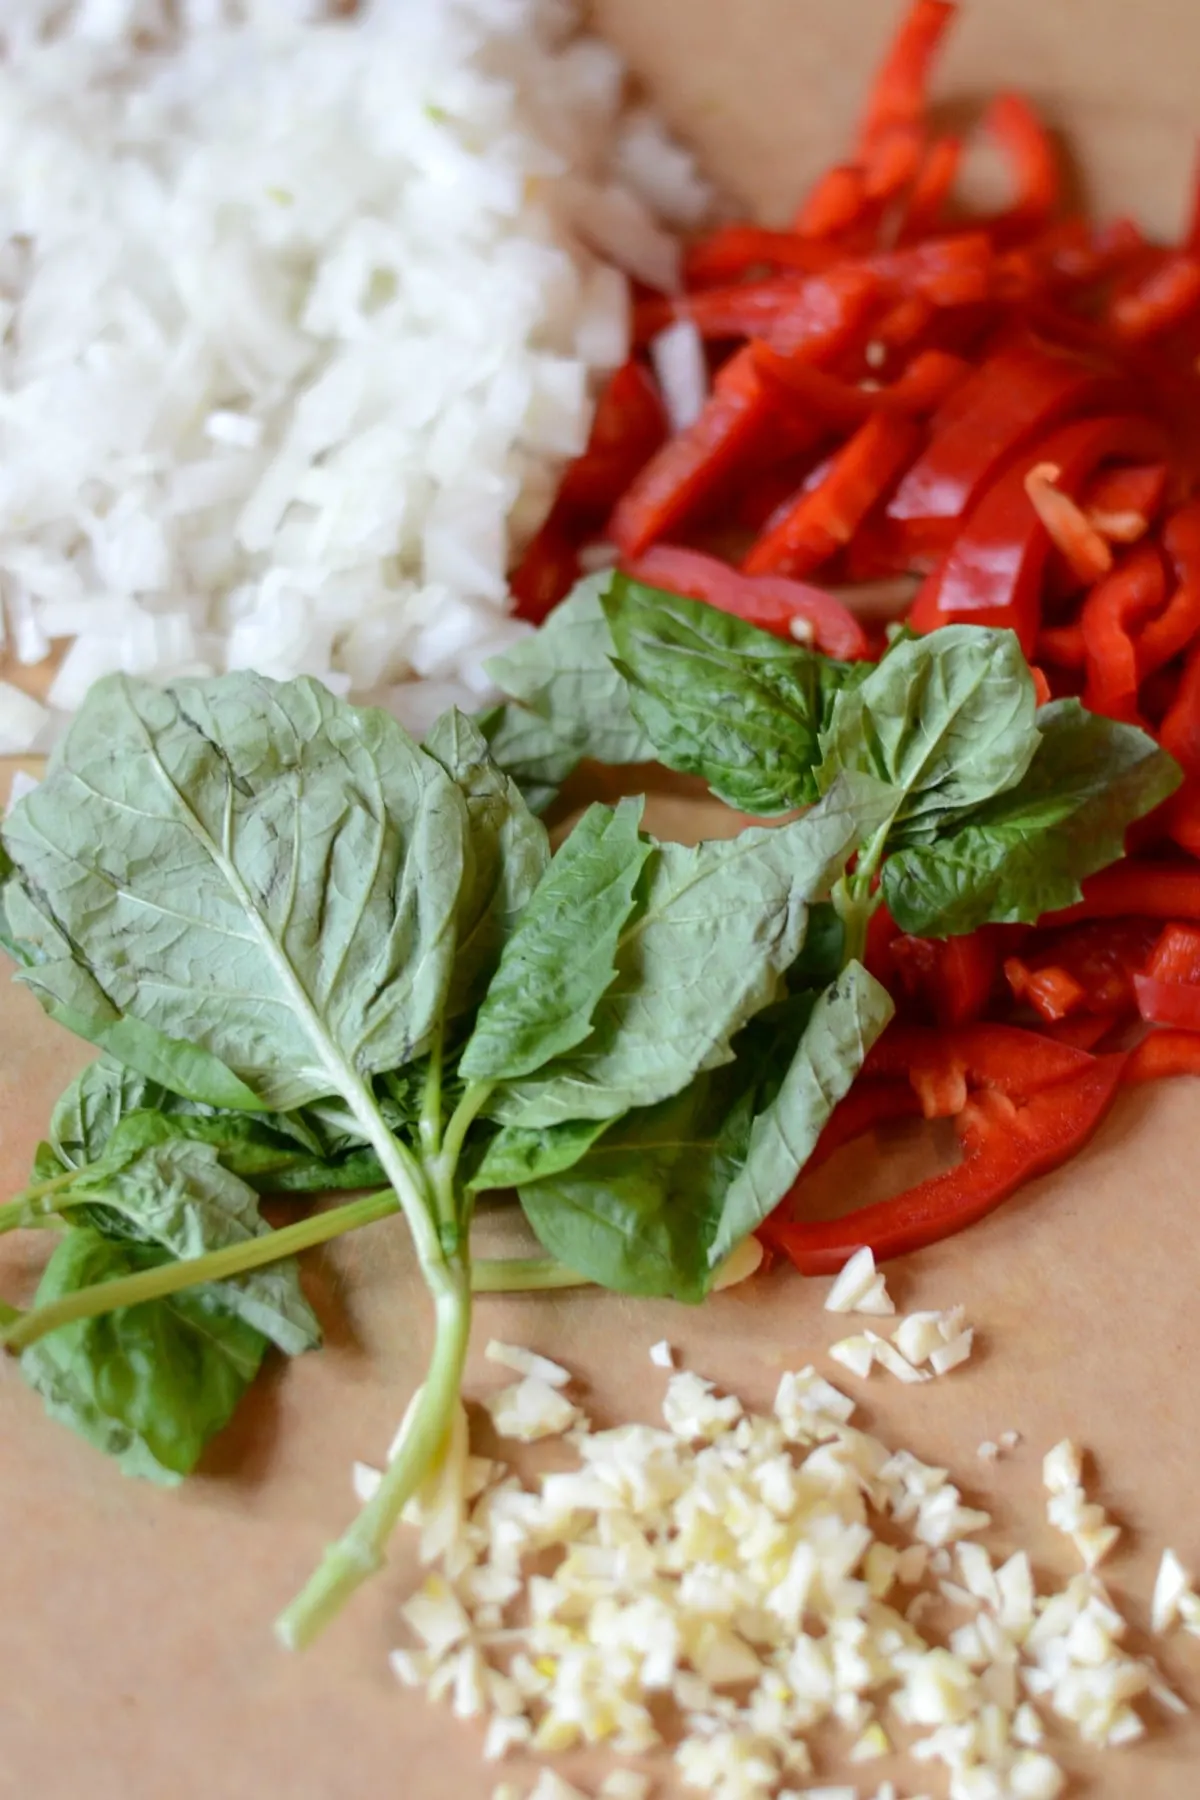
[1,1189,399,1353]
[0,1299,21,1328]
[0,1164,85,1234]
[275,1262,472,1651]
[471,1256,591,1293]
[428,1082,494,1251]
[419,1024,444,1162]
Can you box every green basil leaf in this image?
[51,1059,189,1170]
[602,575,865,815]
[3,881,268,1110]
[468,1116,617,1192]
[2,671,472,1111]
[70,1140,320,1356]
[423,709,550,1014]
[818,626,1041,842]
[495,786,863,1128]
[517,1078,748,1302]
[484,574,656,771]
[882,699,1183,934]
[20,1228,268,1484]
[474,703,583,816]
[785,901,846,993]
[460,799,652,1083]
[706,962,893,1264]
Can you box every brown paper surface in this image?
[3,5,1200,1796]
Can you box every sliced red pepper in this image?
[683,226,834,288]
[1036,623,1086,668]
[887,339,1126,527]
[1165,785,1200,860]
[806,1078,923,1172]
[1084,462,1169,545]
[982,93,1060,243]
[794,164,870,240]
[1004,957,1088,1022]
[1006,917,1160,1016]
[1045,863,1200,925]
[897,134,963,243]
[854,0,957,167]
[752,343,968,428]
[1030,664,1053,707]
[556,360,668,517]
[1125,1028,1200,1083]
[1138,501,1200,677]
[1041,1013,1119,1050]
[1145,920,1200,983]
[766,1054,1126,1273]
[909,414,1170,654]
[863,125,926,203]
[1106,253,1200,342]
[1025,462,1114,588]
[1159,637,1200,779]
[887,929,999,1026]
[621,545,869,659]
[509,509,582,624]
[744,412,923,577]
[1134,973,1200,1030]
[1080,542,1166,722]
[864,1020,1094,1117]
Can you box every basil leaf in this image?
[517,1077,748,1302]
[474,703,583,816]
[603,575,865,815]
[882,699,1183,934]
[706,961,893,1264]
[786,901,846,993]
[495,787,863,1128]
[20,1228,267,1485]
[460,799,652,1083]
[468,1116,616,1192]
[2,882,267,1110]
[423,709,549,1015]
[818,626,1041,843]
[2,671,471,1112]
[484,574,656,771]
[70,1140,320,1356]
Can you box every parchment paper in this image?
[2,4,1199,1795]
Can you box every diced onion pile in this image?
[367,1303,1191,1800]
[0,0,708,747]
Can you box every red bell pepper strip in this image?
[621,545,869,660]
[1138,502,1200,677]
[1007,917,1160,1014]
[766,1054,1126,1274]
[683,226,835,288]
[806,1079,923,1172]
[863,126,926,203]
[864,1021,1094,1116]
[897,134,963,243]
[637,238,990,346]
[1159,638,1200,778]
[744,412,923,577]
[1125,1029,1200,1084]
[1041,1013,1119,1050]
[556,360,668,517]
[1106,253,1200,342]
[887,339,1125,527]
[1036,623,1086,668]
[1084,463,1168,544]
[1165,786,1200,860]
[1030,664,1053,707]
[752,343,968,428]
[608,348,773,559]
[982,93,1060,243]
[794,165,870,240]
[874,293,937,355]
[1134,973,1200,1030]
[1145,920,1200,984]
[909,414,1170,654]
[1080,543,1166,721]
[509,511,582,624]
[887,929,999,1026]
[854,0,958,167]
[1025,462,1114,587]
[1044,863,1200,925]
[613,275,881,556]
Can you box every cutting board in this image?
[2,4,1200,1796]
